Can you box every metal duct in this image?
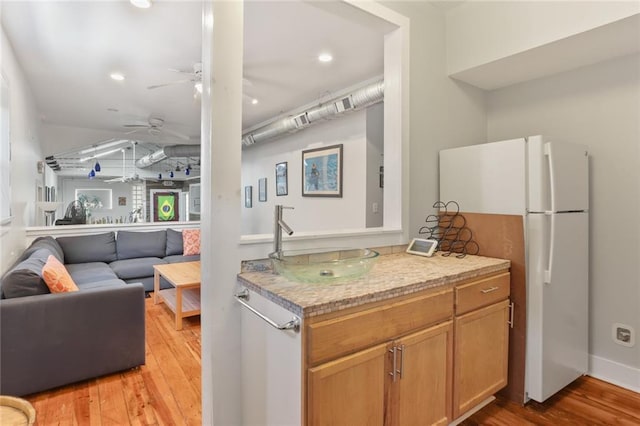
[136,144,201,168]
[138,79,385,165]
[242,79,384,147]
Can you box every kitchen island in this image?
[237,251,511,426]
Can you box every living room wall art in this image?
[153,192,179,222]
[275,162,288,196]
[302,144,343,197]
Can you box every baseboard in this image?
[448,396,495,426]
[589,354,640,393]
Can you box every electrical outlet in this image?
[612,323,635,347]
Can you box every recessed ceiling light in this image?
[110,73,125,81]
[130,0,152,8]
[318,53,333,63]
[251,98,259,105]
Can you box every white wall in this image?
[241,110,368,235]
[60,177,135,223]
[446,1,640,76]
[486,54,640,388]
[0,26,44,273]
[366,102,384,227]
[380,1,487,239]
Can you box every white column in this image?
[201,1,243,424]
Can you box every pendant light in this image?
[94,161,101,172]
[89,169,96,179]
[170,170,174,178]
[158,173,162,180]
[185,167,190,176]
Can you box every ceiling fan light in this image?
[130,0,152,8]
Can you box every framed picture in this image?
[152,192,179,222]
[258,178,267,202]
[302,144,343,197]
[245,186,252,208]
[118,196,127,206]
[275,162,288,196]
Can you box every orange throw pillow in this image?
[183,229,201,256]
[42,255,79,293]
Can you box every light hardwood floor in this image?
[26,298,201,426]
[26,299,640,425]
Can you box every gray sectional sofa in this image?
[0,228,199,396]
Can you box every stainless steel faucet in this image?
[273,205,294,255]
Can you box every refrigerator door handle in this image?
[544,212,555,284]
[544,142,556,213]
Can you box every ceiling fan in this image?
[123,117,190,141]
[147,63,202,91]
[104,142,152,184]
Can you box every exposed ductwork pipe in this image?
[242,79,384,147]
[137,79,384,167]
[136,144,200,168]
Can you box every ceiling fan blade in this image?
[147,79,193,90]
[123,124,149,128]
[161,127,190,141]
[167,68,194,75]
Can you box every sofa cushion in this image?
[166,229,183,256]
[75,278,128,291]
[164,254,201,264]
[117,230,166,260]
[21,236,65,264]
[182,229,200,256]
[0,249,52,299]
[65,262,118,285]
[109,257,167,280]
[57,232,117,264]
[42,255,79,293]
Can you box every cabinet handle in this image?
[480,286,499,294]
[389,347,397,382]
[508,302,515,328]
[397,344,405,379]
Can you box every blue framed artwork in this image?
[302,144,343,197]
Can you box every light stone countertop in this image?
[237,252,510,318]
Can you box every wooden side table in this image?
[153,261,201,330]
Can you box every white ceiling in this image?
[1,0,388,170]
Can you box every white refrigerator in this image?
[439,135,589,403]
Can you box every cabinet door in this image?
[453,299,510,419]
[390,321,453,426]
[308,343,388,426]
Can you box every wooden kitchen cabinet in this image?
[304,271,511,426]
[388,321,453,426]
[305,287,454,426]
[453,272,511,419]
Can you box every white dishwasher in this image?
[237,287,302,426]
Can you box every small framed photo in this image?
[275,162,288,196]
[406,238,438,257]
[118,196,127,206]
[302,144,343,197]
[244,186,252,208]
[258,178,267,202]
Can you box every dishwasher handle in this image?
[235,289,301,333]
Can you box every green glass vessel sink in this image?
[269,248,380,283]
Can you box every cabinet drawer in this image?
[307,288,453,366]
[455,272,510,315]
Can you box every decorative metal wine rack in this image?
[418,201,479,258]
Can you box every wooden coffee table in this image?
[153,261,201,330]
